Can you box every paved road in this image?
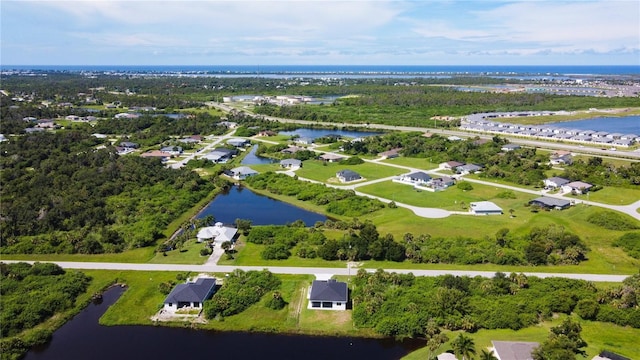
[168,129,237,169]
[2,260,629,282]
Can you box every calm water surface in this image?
[241,144,277,165]
[546,115,640,134]
[26,286,424,360]
[197,185,326,226]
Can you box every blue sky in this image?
[1,0,639,65]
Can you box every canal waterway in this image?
[545,115,640,134]
[241,144,277,165]
[26,286,425,360]
[197,185,327,226]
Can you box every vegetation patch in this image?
[612,232,640,259]
[0,262,91,360]
[587,211,639,231]
[204,269,281,318]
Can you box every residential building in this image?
[229,166,258,180]
[397,171,432,185]
[529,197,571,210]
[336,170,362,183]
[544,177,570,189]
[196,222,238,244]
[440,161,465,170]
[318,153,344,162]
[308,279,348,311]
[562,181,593,194]
[378,148,402,159]
[280,159,302,169]
[469,201,503,215]
[501,144,521,152]
[163,277,217,312]
[227,138,251,147]
[491,341,539,360]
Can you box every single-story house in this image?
[544,176,570,189]
[529,196,571,210]
[229,166,258,180]
[562,181,593,194]
[227,138,251,147]
[501,144,521,152]
[163,277,217,312]
[469,201,503,215]
[491,341,539,360]
[257,130,277,137]
[550,151,573,165]
[456,163,483,174]
[140,150,172,162]
[440,161,465,170]
[398,171,432,185]
[308,279,348,311]
[218,121,238,128]
[281,146,305,155]
[120,141,139,149]
[115,146,135,155]
[161,146,183,155]
[430,176,456,190]
[319,153,344,162]
[378,148,402,159]
[202,148,237,163]
[280,158,302,169]
[336,169,362,183]
[196,222,238,244]
[295,137,314,145]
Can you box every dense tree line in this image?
[559,156,640,188]
[203,269,281,318]
[0,262,91,359]
[352,270,640,339]
[0,132,215,253]
[244,172,385,217]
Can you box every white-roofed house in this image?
[469,201,503,215]
[280,158,302,169]
[229,166,258,180]
[196,222,238,245]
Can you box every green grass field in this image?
[295,160,405,184]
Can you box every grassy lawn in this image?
[94,269,363,336]
[0,247,156,263]
[149,239,211,264]
[357,180,529,211]
[565,187,640,206]
[380,156,441,170]
[402,314,640,360]
[89,269,639,359]
[295,160,405,184]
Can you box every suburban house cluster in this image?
[544,176,594,195]
[462,112,639,147]
[393,171,456,192]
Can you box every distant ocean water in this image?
[2,64,639,76]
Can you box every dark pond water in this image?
[241,144,278,165]
[197,185,327,226]
[279,128,383,140]
[26,287,424,360]
[546,115,640,134]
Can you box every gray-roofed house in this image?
[227,138,251,147]
[120,141,139,149]
[163,277,217,312]
[491,340,539,360]
[440,161,465,170]
[562,181,593,194]
[550,151,573,165]
[398,171,432,185]
[229,166,258,180]
[529,197,571,210]
[308,279,348,310]
[456,163,483,174]
[336,169,362,183]
[160,146,183,155]
[544,177,570,189]
[319,153,344,162]
[469,201,503,215]
[280,158,302,169]
[378,148,402,159]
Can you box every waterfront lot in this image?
[294,160,405,183]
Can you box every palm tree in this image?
[479,349,498,360]
[451,333,476,360]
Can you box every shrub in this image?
[200,247,213,256]
[457,182,473,191]
[612,232,640,259]
[587,211,639,231]
[575,299,599,320]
